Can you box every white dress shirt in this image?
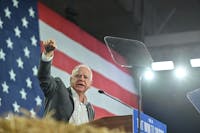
[69,88,89,125]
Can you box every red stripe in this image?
[52,50,138,108]
[38,2,130,75]
[93,106,115,120]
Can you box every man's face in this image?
[70,67,92,94]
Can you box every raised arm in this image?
[37,39,57,96]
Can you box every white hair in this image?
[71,64,93,81]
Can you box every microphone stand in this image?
[99,73,143,133]
[98,90,133,109]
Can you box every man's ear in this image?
[69,76,72,84]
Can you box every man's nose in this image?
[78,75,85,80]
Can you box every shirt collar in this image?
[70,87,88,104]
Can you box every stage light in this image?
[174,67,187,79]
[151,61,174,71]
[143,69,154,80]
[190,58,200,67]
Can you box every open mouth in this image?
[76,83,85,87]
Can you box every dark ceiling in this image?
[39,0,200,61]
[39,0,200,132]
[38,0,200,38]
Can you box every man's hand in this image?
[41,39,57,57]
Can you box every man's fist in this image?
[41,39,57,57]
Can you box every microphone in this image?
[98,90,133,109]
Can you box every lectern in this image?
[89,115,133,133]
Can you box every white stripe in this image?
[51,66,70,87]
[51,66,133,115]
[39,20,137,94]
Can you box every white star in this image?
[20,88,27,100]
[14,26,21,38]
[6,38,13,49]
[12,0,19,8]
[32,65,38,76]
[2,81,9,93]
[28,7,35,18]
[0,49,6,61]
[26,77,32,89]
[35,96,42,106]
[12,101,20,112]
[4,7,11,19]
[9,69,16,81]
[23,47,30,58]
[0,18,3,29]
[30,35,37,46]
[16,57,24,69]
[30,108,36,118]
[21,17,28,28]
[0,98,1,106]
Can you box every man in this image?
[38,39,95,125]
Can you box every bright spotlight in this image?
[151,61,174,71]
[143,69,154,80]
[174,67,187,79]
[190,58,200,67]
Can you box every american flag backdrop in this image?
[0,0,138,120]
[0,0,44,117]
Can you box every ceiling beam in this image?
[145,30,200,47]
